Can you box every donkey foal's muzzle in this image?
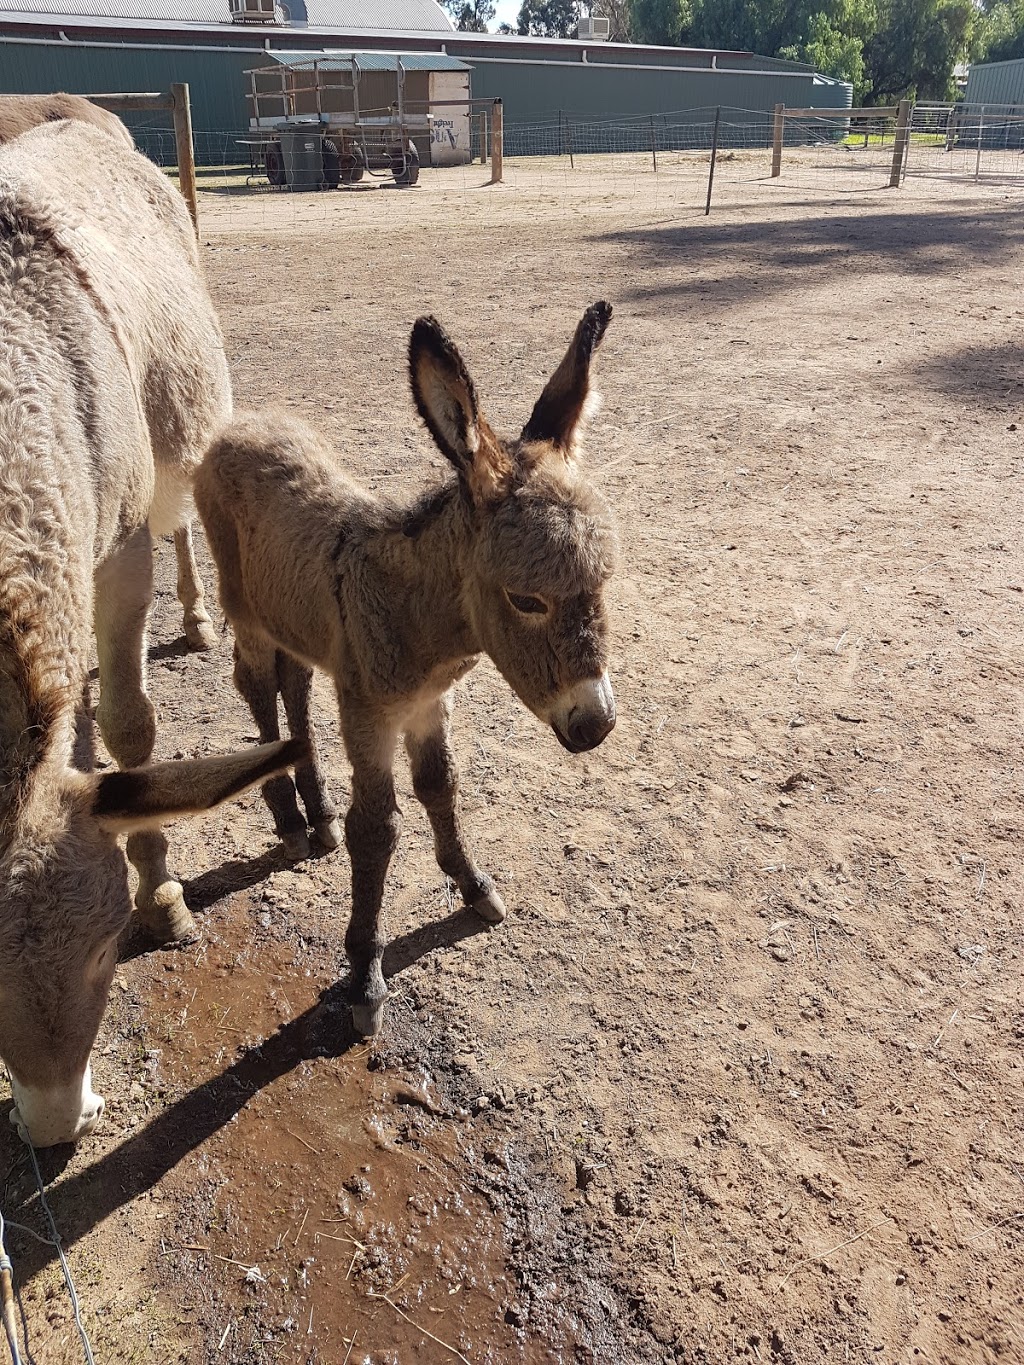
[552,674,616,753]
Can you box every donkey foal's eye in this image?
[505,591,549,616]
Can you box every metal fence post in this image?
[171,82,199,235]
[772,103,785,177]
[888,98,911,188]
[975,104,985,181]
[705,106,721,215]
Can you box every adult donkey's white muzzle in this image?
[550,673,616,753]
[8,1063,105,1147]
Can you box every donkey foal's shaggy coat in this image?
[196,304,618,1035]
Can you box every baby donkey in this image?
[195,303,617,1035]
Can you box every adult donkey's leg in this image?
[173,523,217,652]
[405,696,506,925]
[341,705,401,1036]
[277,653,342,850]
[94,525,195,943]
[233,630,309,860]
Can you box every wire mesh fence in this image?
[123,100,1024,225]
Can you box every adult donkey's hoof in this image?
[314,818,343,851]
[472,886,507,924]
[137,883,198,945]
[351,1002,385,1037]
[184,617,217,652]
[281,828,311,861]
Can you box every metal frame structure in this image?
[244,55,426,188]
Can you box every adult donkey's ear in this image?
[521,301,612,457]
[89,739,308,833]
[409,316,512,505]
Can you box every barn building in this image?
[0,0,852,163]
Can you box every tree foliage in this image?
[516,0,580,36]
[978,0,1024,62]
[439,0,496,29]
[631,0,691,44]
[617,0,986,105]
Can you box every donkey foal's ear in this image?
[521,301,613,456]
[90,739,308,833]
[408,316,511,504]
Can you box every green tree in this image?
[631,0,691,44]
[865,0,978,100]
[978,0,1024,61]
[779,12,869,98]
[438,0,495,29]
[516,0,579,35]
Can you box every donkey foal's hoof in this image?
[184,618,217,653]
[351,1002,385,1037]
[281,829,311,861]
[314,818,343,851]
[472,887,507,924]
[137,884,198,945]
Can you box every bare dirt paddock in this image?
[3,159,1022,1365]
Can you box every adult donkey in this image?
[196,303,617,1037]
[0,116,301,1147]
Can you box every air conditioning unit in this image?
[229,0,282,23]
[578,15,611,39]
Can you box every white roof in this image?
[0,0,454,28]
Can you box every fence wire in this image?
[124,103,1024,222]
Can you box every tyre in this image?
[322,136,341,190]
[390,142,420,187]
[339,143,366,185]
[265,142,286,187]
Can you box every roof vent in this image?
[578,15,610,39]
[230,0,284,24]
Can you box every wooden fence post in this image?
[772,103,785,177]
[171,82,199,234]
[888,98,911,188]
[489,98,503,184]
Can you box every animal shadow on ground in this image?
[1,906,491,1284]
[597,203,1024,310]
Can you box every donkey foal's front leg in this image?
[406,699,506,925]
[343,717,402,1037]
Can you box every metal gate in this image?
[905,101,1024,183]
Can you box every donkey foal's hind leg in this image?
[94,525,196,943]
[406,697,506,924]
[173,523,217,652]
[277,653,342,851]
[233,632,309,860]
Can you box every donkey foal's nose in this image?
[554,673,616,752]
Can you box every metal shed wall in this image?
[467,59,851,127]
[0,37,255,149]
[0,34,852,159]
[964,58,1024,107]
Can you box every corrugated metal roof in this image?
[0,0,454,30]
[258,47,468,70]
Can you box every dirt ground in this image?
[3,159,1023,1365]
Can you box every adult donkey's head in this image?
[409,301,618,753]
[0,708,302,1147]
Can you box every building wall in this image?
[0,34,851,162]
[428,69,470,165]
[964,58,1024,108]
[466,57,851,127]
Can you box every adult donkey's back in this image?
[0,117,299,1146]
